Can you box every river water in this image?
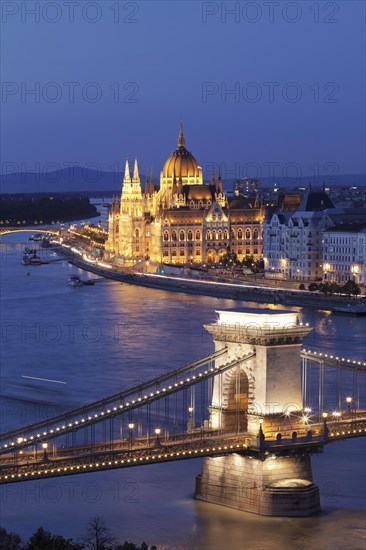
[0,234,365,550]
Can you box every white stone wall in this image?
[255,344,303,415]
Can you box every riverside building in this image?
[322,223,366,285]
[264,190,366,282]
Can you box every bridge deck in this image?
[0,345,365,484]
[1,417,365,484]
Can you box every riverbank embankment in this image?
[66,254,366,315]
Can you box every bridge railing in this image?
[0,349,226,443]
[0,350,256,455]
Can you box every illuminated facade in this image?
[264,191,337,281]
[106,123,264,265]
[322,224,366,284]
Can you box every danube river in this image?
[1,235,365,550]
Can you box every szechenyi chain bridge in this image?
[0,309,365,517]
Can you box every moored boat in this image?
[22,251,49,266]
[68,275,95,287]
[68,275,83,287]
[29,233,44,241]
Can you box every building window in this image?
[245,229,251,240]
[180,249,185,256]
[135,228,140,238]
[163,251,169,257]
[172,250,177,257]
[187,231,193,241]
[238,229,243,239]
[254,248,258,255]
[196,230,201,240]
[246,248,250,255]
[206,230,211,240]
[253,228,258,239]
[163,231,169,242]
[223,230,228,240]
[179,231,185,241]
[218,230,222,241]
[196,249,201,256]
[172,231,177,241]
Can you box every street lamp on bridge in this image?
[42,443,48,462]
[346,397,355,424]
[188,406,194,432]
[154,428,161,447]
[322,412,329,439]
[128,423,134,450]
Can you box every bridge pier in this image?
[195,452,320,517]
[195,308,320,516]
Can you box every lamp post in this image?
[154,428,161,447]
[346,397,354,424]
[16,437,23,465]
[257,419,265,449]
[188,406,194,432]
[42,442,48,462]
[322,412,328,439]
[128,423,134,450]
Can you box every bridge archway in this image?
[222,367,249,433]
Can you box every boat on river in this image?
[68,275,95,287]
[29,233,44,241]
[22,251,49,265]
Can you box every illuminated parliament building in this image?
[106,123,264,266]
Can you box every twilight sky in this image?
[1,0,365,183]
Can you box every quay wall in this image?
[63,253,366,315]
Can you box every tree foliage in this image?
[0,526,22,550]
[319,280,361,296]
[82,517,116,550]
[0,521,157,550]
[26,527,83,550]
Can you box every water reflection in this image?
[0,235,365,549]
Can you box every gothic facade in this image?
[106,123,264,266]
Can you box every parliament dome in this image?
[162,122,202,180]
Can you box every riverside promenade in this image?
[66,253,366,315]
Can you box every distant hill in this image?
[0,166,365,194]
[0,167,124,194]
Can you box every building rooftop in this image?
[325,222,366,233]
[298,190,335,212]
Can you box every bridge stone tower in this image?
[195,308,321,516]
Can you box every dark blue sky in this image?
[1,0,365,182]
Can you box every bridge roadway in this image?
[1,347,365,457]
[1,416,366,484]
[0,349,248,454]
[0,227,59,236]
